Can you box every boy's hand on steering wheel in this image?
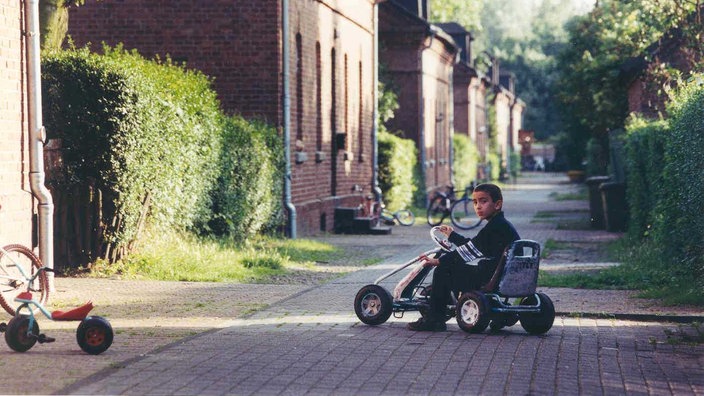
[437,225,453,236]
[420,254,440,267]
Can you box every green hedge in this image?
[624,117,668,239]
[42,46,284,264]
[622,75,704,301]
[206,116,284,240]
[378,131,418,211]
[452,134,478,189]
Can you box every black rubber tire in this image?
[77,316,114,355]
[426,196,447,226]
[519,293,555,335]
[450,198,483,230]
[456,291,490,334]
[5,315,39,352]
[354,284,393,325]
[0,244,49,316]
[380,209,396,226]
[395,209,415,226]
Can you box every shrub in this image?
[378,131,418,211]
[42,46,222,264]
[623,116,668,239]
[205,116,284,240]
[452,134,478,190]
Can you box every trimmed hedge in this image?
[42,46,284,265]
[622,75,704,301]
[206,116,284,240]
[378,131,418,211]
[452,134,478,189]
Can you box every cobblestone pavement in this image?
[1,173,702,395]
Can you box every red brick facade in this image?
[68,0,376,236]
[378,2,457,199]
[0,0,34,247]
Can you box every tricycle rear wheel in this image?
[519,293,555,335]
[77,316,114,355]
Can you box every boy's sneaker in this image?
[407,317,446,332]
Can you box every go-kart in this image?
[353,227,555,334]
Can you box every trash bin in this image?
[585,176,610,229]
[599,182,627,232]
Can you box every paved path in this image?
[59,173,704,395]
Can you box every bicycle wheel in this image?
[426,195,447,226]
[395,209,415,226]
[0,245,49,316]
[450,198,483,230]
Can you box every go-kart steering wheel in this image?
[430,226,455,251]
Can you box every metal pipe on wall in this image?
[282,0,296,238]
[26,0,55,290]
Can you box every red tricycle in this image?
[0,264,113,355]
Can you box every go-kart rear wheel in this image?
[354,285,393,325]
[5,315,39,352]
[456,291,490,334]
[77,316,114,355]
[519,293,555,335]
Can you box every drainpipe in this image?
[371,2,382,201]
[418,25,437,207]
[448,52,458,187]
[282,0,296,238]
[26,0,55,289]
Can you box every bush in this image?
[623,117,668,239]
[205,116,284,240]
[452,134,478,189]
[42,46,222,264]
[378,131,418,211]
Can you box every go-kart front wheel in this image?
[354,285,393,325]
[77,316,114,355]
[456,291,490,334]
[519,293,555,335]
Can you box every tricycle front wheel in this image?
[77,316,114,355]
[354,285,393,325]
[5,315,39,352]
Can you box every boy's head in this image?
[472,183,503,219]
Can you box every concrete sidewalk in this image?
[0,172,701,395]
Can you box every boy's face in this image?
[472,190,502,220]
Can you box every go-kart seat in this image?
[481,240,541,297]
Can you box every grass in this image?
[539,236,704,306]
[549,187,588,201]
[82,228,346,283]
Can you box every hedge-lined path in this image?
[0,172,701,395]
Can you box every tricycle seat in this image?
[482,239,541,297]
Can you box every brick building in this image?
[67,0,377,236]
[0,0,34,247]
[378,1,458,200]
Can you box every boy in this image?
[408,183,520,332]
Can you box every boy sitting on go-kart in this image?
[409,183,520,332]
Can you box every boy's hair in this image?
[474,183,503,203]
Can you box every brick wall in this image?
[68,0,376,235]
[0,0,34,247]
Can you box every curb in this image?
[557,311,704,323]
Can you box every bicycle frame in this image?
[0,245,37,291]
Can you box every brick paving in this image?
[1,172,702,395]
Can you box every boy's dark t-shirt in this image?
[439,211,520,285]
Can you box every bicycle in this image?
[426,184,483,230]
[0,244,49,316]
[380,205,415,226]
[0,265,113,354]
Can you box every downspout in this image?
[282,0,296,238]
[418,26,437,207]
[27,0,55,290]
[448,52,458,187]
[372,2,382,201]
